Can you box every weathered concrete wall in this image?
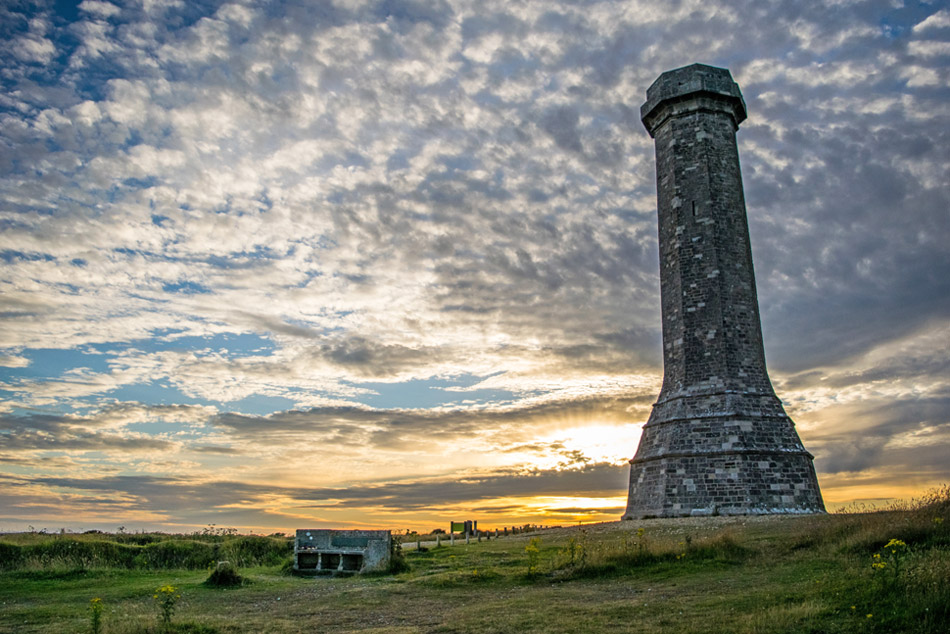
[294,529,391,574]
[624,64,824,519]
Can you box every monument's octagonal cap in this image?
[640,63,747,137]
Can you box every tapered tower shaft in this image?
[624,64,823,519]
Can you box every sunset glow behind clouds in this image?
[1,0,949,532]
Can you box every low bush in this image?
[0,539,140,571]
[0,533,292,572]
[220,536,289,567]
[203,561,245,588]
[0,542,23,570]
[388,540,410,573]
[136,540,218,570]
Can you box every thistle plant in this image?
[88,597,103,634]
[153,584,180,631]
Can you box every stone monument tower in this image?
[623,64,824,518]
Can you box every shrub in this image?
[388,540,410,573]
[19,539,138,570]
[112,532,165,546]
[0,533,294,572]
[203,561,244,588]
[220,536,289,567]
[138,540,217,570]
[525,537,542,577]
[0,542,23,570]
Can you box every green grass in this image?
[0,533,291,572]
[1,486,948,633]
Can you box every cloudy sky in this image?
[1,0,948,533]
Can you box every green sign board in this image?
[450,522,465,532]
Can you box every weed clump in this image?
[388,540,410,573]
[684,531,751,564]
[203,560,244,588]
[525,537,542,577]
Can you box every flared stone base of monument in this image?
[623,450,824,519]
[623,394,825,519]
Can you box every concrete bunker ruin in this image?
[294,529,391,575]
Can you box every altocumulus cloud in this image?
[0,0,948,531]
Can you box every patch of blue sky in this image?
[162,280,212,294]
[0,250,55,263]
[51,0,81,22]
[387,151,411,171]
[356,374,514,410]
[0,348,112,381]
[123,420,210,436]
[224,393,297,416]
[204,246,281,269]
[471,89,508,110]
[0,396,96,418]
[326,190,348,205]
[146,332,278,358]
[440,154,480,172]
[0,393,38,418]
[104,379,295,418]
[2,334,276,386]
[121,130,145,150]
[106,379,207,408]
[122,176,157,190]
[290,269,324,288]
[879,0,936,38]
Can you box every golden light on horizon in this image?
[539,422,644,465]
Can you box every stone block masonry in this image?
[624,64,824,519]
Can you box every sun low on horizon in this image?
[2,0,949,535]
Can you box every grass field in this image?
[1,488,948,633]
